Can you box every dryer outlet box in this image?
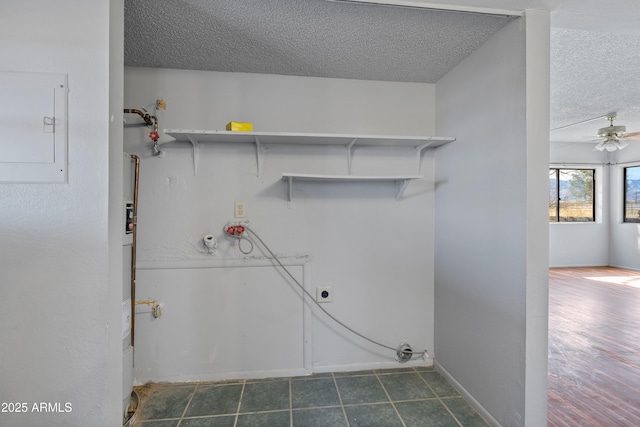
[316,285,333,303]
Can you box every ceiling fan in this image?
[551,113,640,151]
[591,114,640,151]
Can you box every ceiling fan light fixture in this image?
[605,142,619,152]
[595,138,627,152]
[558,113,636,152]
[592,114,634,151]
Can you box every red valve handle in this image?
[149,131,160,141]
[226,225,245,236]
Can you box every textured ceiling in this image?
[124,0,512,83]
[124,0,640,144]
[550,28,640,142]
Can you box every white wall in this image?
[434,11,549,427]
[549,140,640,270]
[109,0,126,418]
[523,12,551,427]
[124,68,439,382]
[549,142,609,267]
[609,143,640,270]
[0,1,122,426]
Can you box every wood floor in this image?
[548,267,640,426]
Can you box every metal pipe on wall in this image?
[130,154,140,347]
[123,108,156,128]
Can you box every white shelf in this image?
[165,129,454,147]
[281,173,423,201]
[165,129,455,175]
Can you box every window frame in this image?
[549,167,596,223]
[623,165,640,223]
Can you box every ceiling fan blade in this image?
[624,132,640,140]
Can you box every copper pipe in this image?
[130,154,140,348]
[124,108,161,156]
[124,108,155,127]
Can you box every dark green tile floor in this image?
[133,367,488,427]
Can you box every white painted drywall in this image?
[434,12,550,426]
[134,263,308,383]
[110,0,127,419]
[523,11,550,427]
[549,140,640,270]
[0,1,122,426]
[549,143,609,267]
[124,68,438,381]
[608,143,640,270]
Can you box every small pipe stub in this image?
[203,234,218,252]
[396,342,413,362]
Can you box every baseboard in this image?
[134,358,434,386]
[134,367,312,385]
[548,263,607,268]
[434,360,502,427]
[607,263,640,272]
[312,357,433,374]
[549,263,640,272]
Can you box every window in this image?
[549,168,595,222]
[624,166,640,223]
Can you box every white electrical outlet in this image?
[234,201,246,218]
[316,285,333,303]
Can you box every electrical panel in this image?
[0,71,68,183]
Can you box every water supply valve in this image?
[223,221,253,254]
[225,224,246,237]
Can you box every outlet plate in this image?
[316,285,333,303]
[234,201,246,218]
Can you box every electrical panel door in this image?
[0,71,68,183]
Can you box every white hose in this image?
[244,226,428,358]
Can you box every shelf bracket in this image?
[395,179,411,201]
[254,136,262,177]
[186,134,200,175]
[286,175,294,202]
[346,138,358,175]
[415,141,435,174]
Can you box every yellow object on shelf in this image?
[226,121,253,132]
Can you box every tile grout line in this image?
[374,371,407,427]
[332,372,351,427]
[176,383,200,427]
[418,371,464,427]
[289,377,293,427]
[439,397,464,427]
[233,381,246,427]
